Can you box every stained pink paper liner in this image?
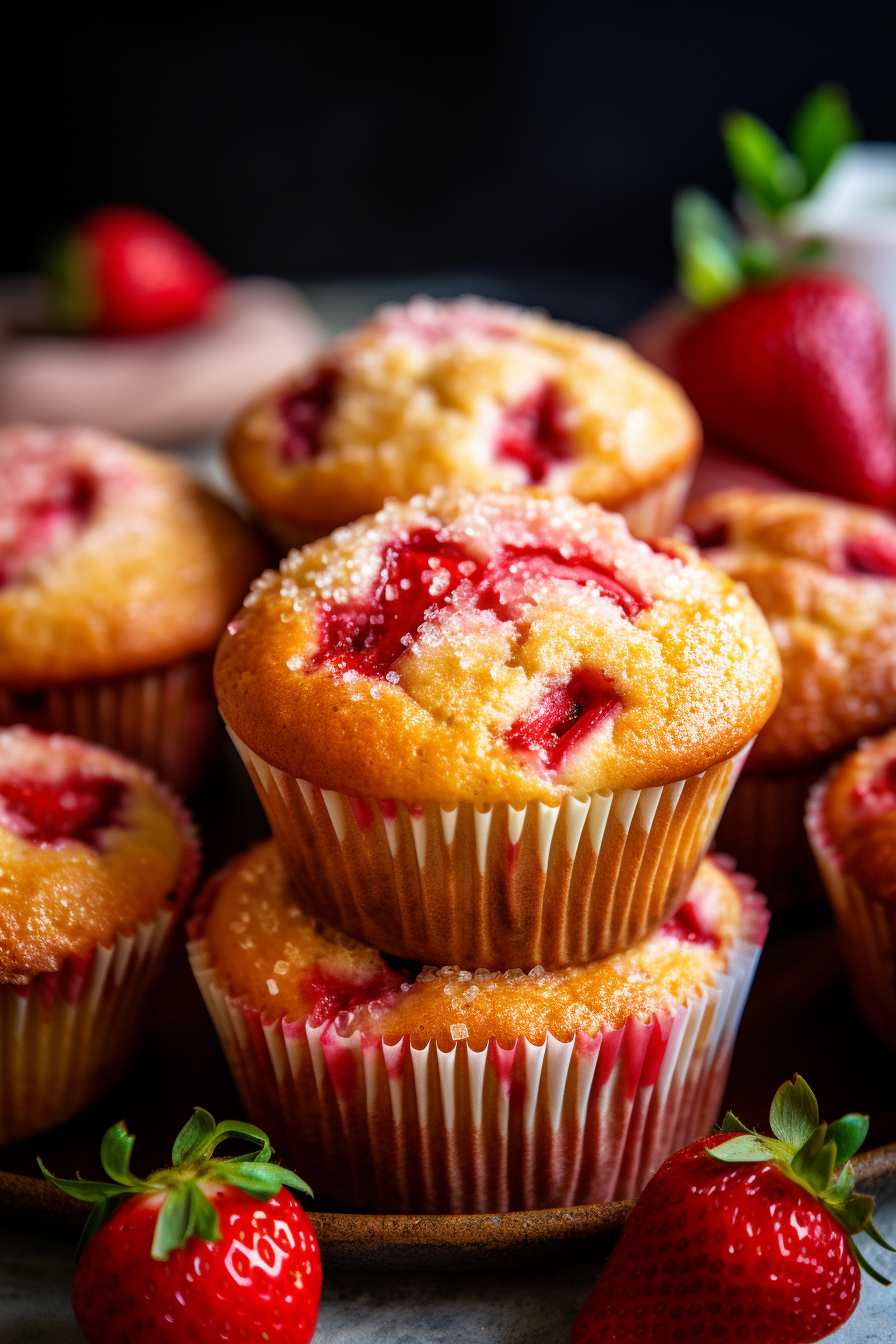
[225,720,749,968]
[188,876,767,1213]
[0,764,201,1145]
[0,652,220,794]
[806,774,896,1050]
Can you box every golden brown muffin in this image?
[0,423,268,683]
[189,845,767,1211]
[216,486,778,968]
[226,296,701,541]
[217,487,780,806]
[0,725,200,1144]
[0,423,269,789]
[0,726,194,983]
[685,488,896,772]
[818,728,896,902]
[806,729,896,1049]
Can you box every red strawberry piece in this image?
[310,529,649,681]
[277,366,342,462]
[572,1074,894,1343]
[496,382,573,483]
[505,671,620,771]
[40,1108,320,1344]
[50,206,225,336]
[0,772,125,847]
[675,274,896,507]
[841,533,896,577]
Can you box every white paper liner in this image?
[0,652,220,794]
[614,460,695,540]
[806,776,896,1049]
[225,720,750,967]
[0,765,201,1144]
[716,766,824,905]
[188,892,765,1213]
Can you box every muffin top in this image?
[0,726,197,983]
[0,423,269,684]
[685,488,896,772]
[820,727,896,901]
[226,296,700,535]
[215,487,780,805]
[197,843,765,1049]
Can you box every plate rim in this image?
[3,1141,894,1254]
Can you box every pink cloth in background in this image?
[0,277,323,445]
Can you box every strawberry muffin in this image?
[189,843,767,1212]
[225,295,701,545]
[807,729,896,1050]
[0,726,199,1143]
[685,487,896,899]
[0,423,268,791]
[215,487,780,967]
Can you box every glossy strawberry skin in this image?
[71,206,224,335]
[572,1132,861,1344]
[675,274,896,507]
[72,1183,321,1344]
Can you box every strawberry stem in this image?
[39,1108,313,1262]
[707,1074,894,1285]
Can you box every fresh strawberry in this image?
[675,273,896,506]
[40,1107,320,1344]
[48,206,225,335]
[573,1075,894,1343]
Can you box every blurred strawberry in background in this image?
[47,206,225,336]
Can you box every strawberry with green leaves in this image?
[671,85,896,508]
[40,1108,320,1344]
[573,1075,894,1343]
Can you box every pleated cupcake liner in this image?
[187,885,766,1214]
[715,766,824,907]
[805,776,896,1051]
[0,769,201,1145]
[613,460,695,540]
[0,651,220,794]
[225,719,749,967]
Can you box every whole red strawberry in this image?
[49,205,225,336]
[675,273,896,506]
[573,1075,894,1343]
[40,1107,320,1344]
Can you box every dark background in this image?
[4,2,896,328]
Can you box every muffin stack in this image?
[190,480,781,1212]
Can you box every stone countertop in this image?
[4,1201,896,1343]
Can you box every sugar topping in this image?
[369,294,523,344]
[285,491,660,772]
